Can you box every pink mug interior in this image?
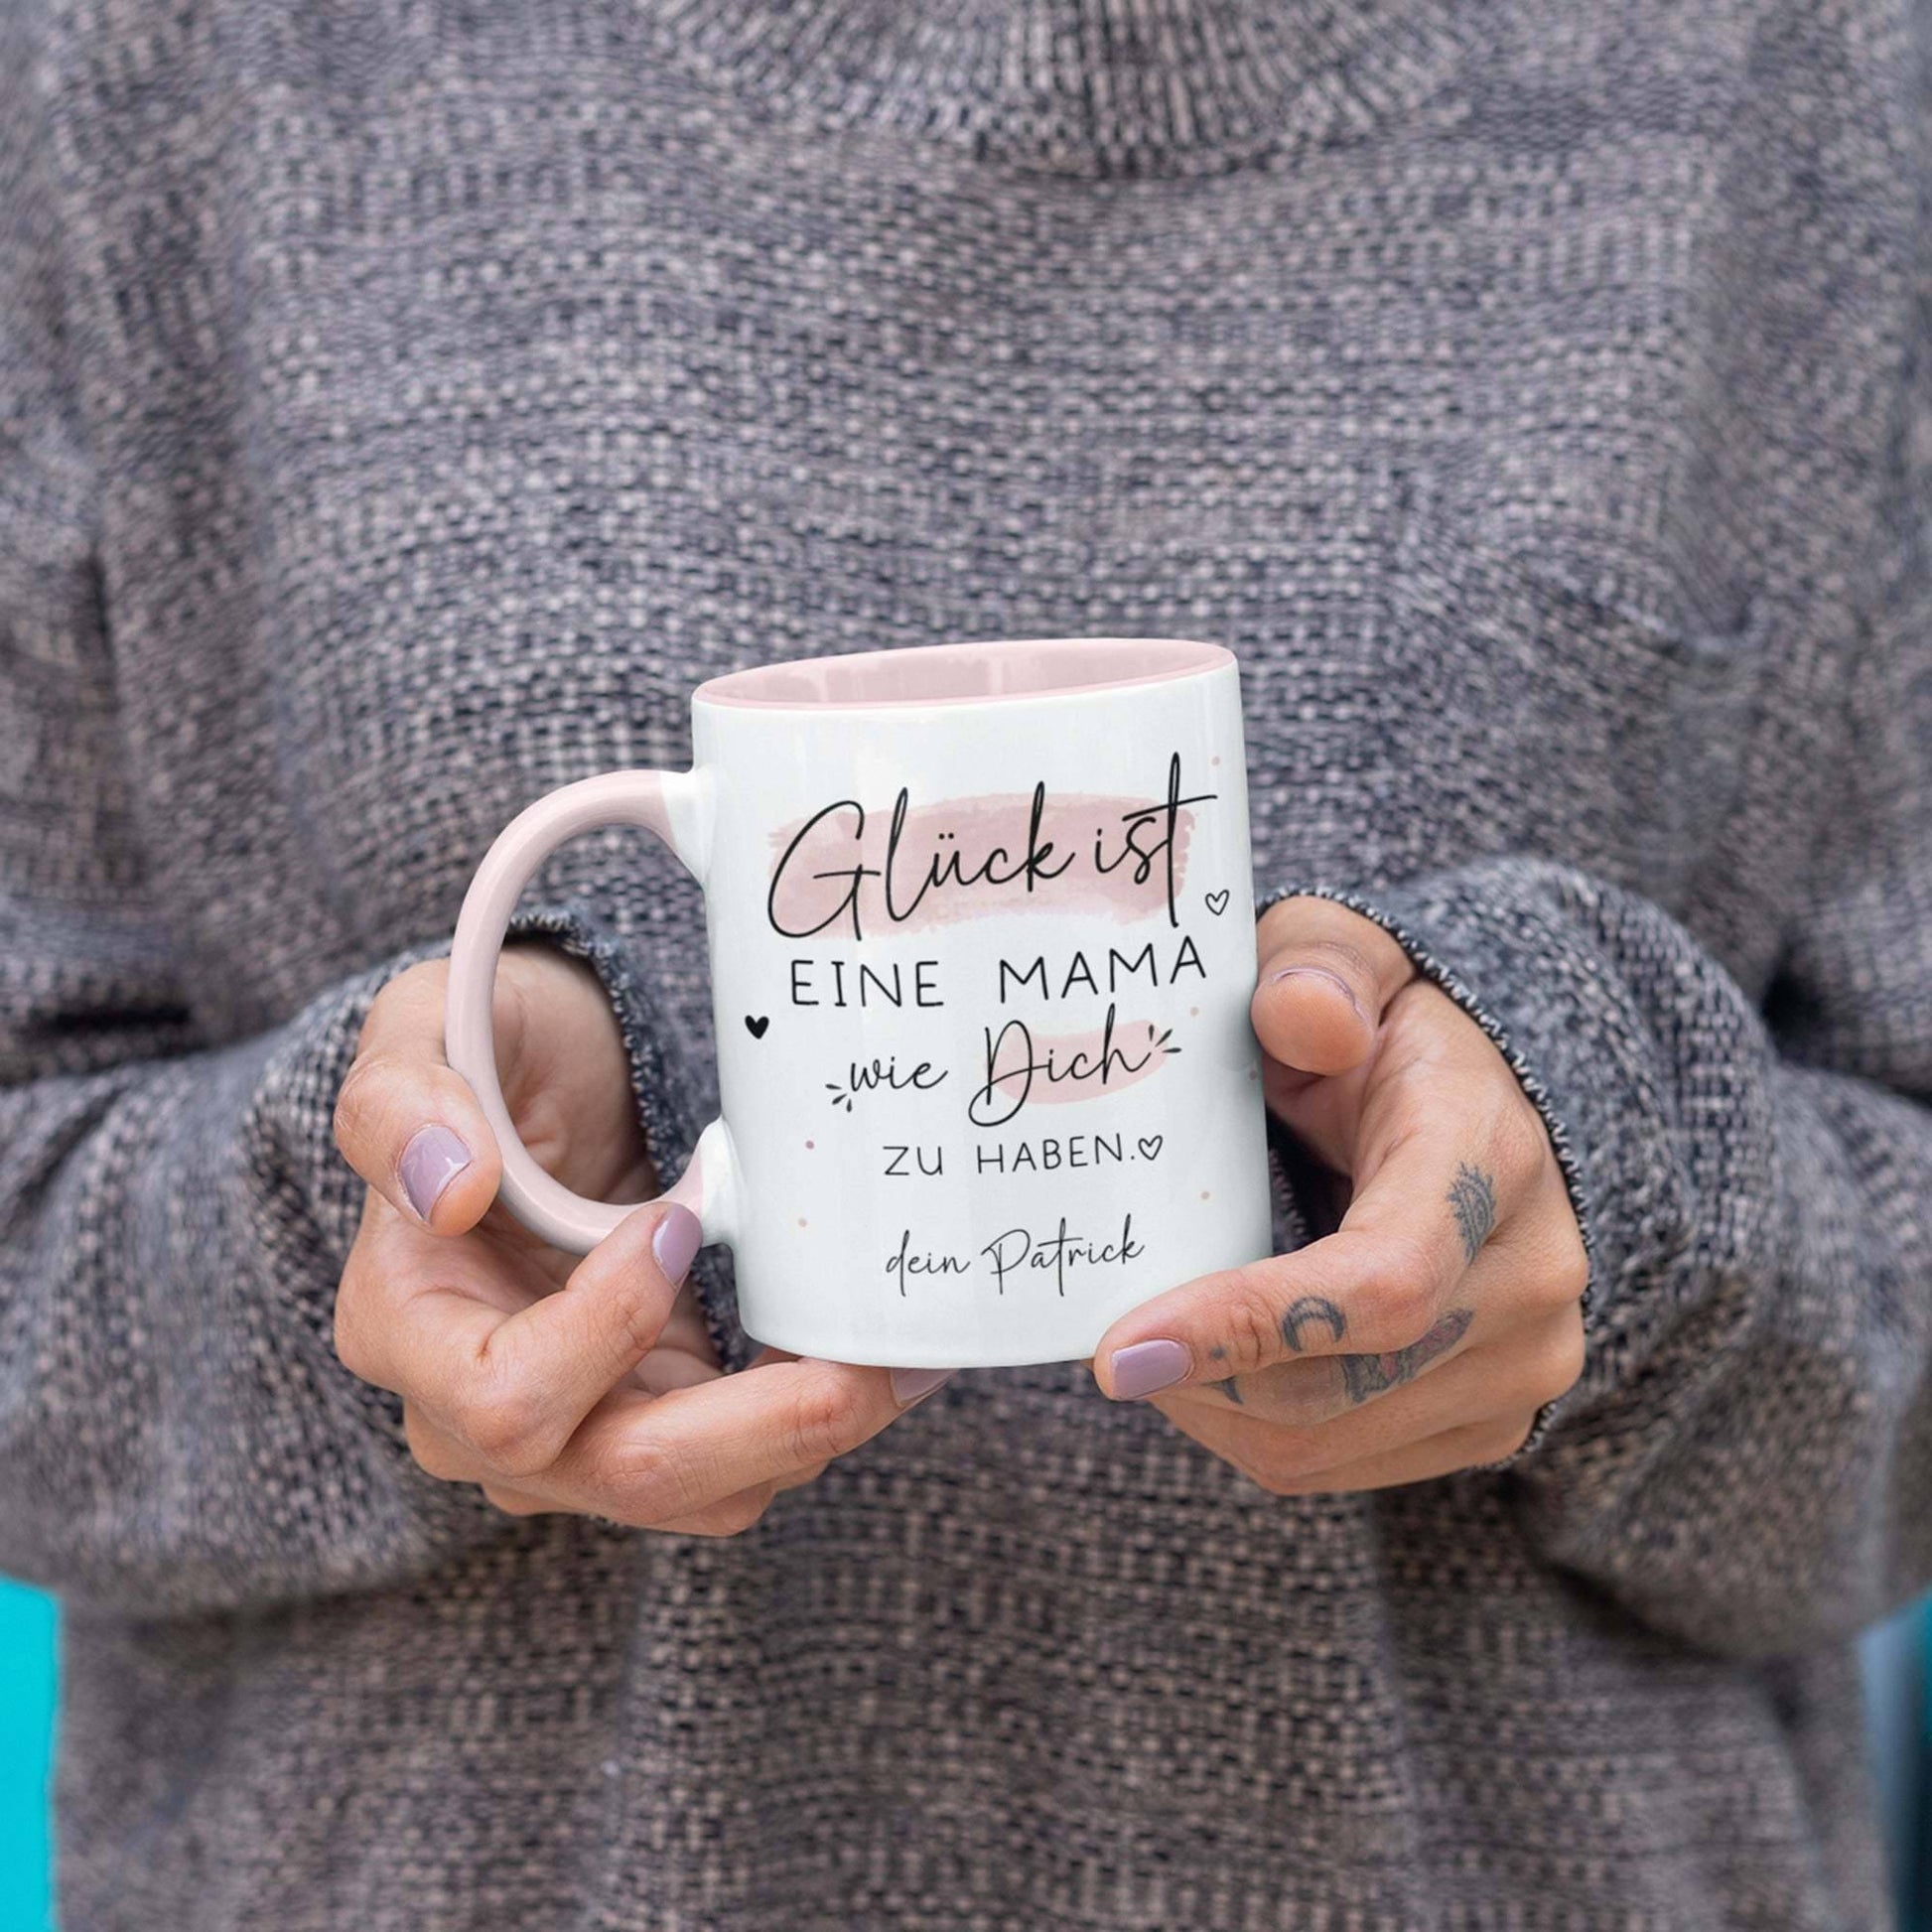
[693,636,1232,710]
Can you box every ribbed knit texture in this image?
[2,0,1930,1925]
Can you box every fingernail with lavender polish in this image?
[1271,965,1362,1016]
[891,1366,954,1408]
[651,1202,703,1285]
[399,1124,472,1222]
[1108,1338,1191,1400]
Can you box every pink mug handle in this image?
[444,770,743,1255]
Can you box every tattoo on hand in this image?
[1447,1163,1497,1265]
[1337,1307,1473,1404]
[1280,1294,1348,1351]
[1215,1376,1244,1406]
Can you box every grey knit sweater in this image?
[3,0,1930,1924]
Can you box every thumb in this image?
[1250,897,1417,1078]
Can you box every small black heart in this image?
[1137,1135,1164,1162]
[1204,889,1231,915]
[745,1015,770,1039]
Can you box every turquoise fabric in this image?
[1864,1599,1928,1927]
[0,1581,54,1932]
[1919,1599,1931,1931]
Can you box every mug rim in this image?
[693,636,1233,712]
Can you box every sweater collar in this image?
[639,0,1464,178]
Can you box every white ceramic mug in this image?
[446,637,1273,1368]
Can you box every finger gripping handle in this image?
[444,769,743,1256]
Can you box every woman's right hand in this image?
[331,945,947,1536]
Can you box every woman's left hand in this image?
[1092,896,1589,1492]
